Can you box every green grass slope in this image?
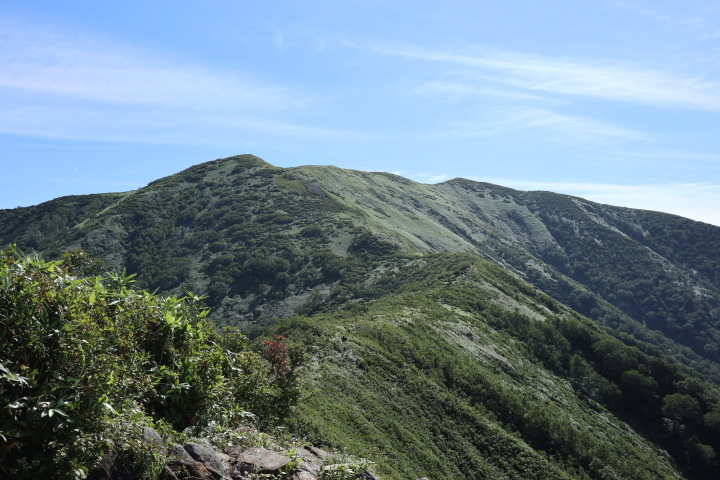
[291,164,720,380]
[276,254,720,479]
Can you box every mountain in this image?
[2,154,720,479]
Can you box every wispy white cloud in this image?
[491,108,648,142]
[472,177,720,226]
[386,171,442,183]
[413,80,549,102]
[432,107,648,146]
[375,44,720,111]
[612,148,720,164]
[0,17,364,145]
[0,21,309,111]
[428,173,452,182]
[0,102,376,146]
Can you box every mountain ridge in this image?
[2,154,720,478]
[2,155,719,372]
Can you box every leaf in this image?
[7,401,27,409]
[51,408,68,417]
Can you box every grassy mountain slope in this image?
[3,155,720,478]
[3,155,717,370]
[278,253,719,479]
[1,154,719,379]
[289,165,720,376]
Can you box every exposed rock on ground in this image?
[88,427,380,480]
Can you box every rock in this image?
[294,447,319,461]
[260,434,281,450]
[159,466,179,480]
[223,444,242,458]
[87,450,139,480]
[233,425,253,434]
[143,427,162,444]
[187,462,215,480]
[292,471,317,480]
[305,446,330,459]
[184,442,229,477]
[230,462,252,480]
[142,427,163,453]
[168,443,194,465]
[236,446,292,472]
[298,460,320,475]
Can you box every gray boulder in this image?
[236,446,292,472]
[187,461,215,480]
[305,446,330,459]
[142,427,162,444]
[292,471,317,480]
[295,447,320,462]
[184,442,229,477]
[168,443,194,465]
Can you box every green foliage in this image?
[522,193,720,370]
[663,393,702,423]
[0,246,298,478]
[274,253,720,480]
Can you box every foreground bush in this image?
[0,246,297,479]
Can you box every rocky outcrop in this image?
[89,427,380,480]
[233,447,291,475]
[184,442,230,478]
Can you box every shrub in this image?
[0,246,298,479]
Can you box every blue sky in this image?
[2,0,720,225]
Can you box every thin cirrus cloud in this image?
[413,80,551,103]
[376,44,720,111]
[0,103,377,146]
[0,18,359,145]
[0,19,309,111]
[433,108,649,146]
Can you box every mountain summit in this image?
[2,155,720,479]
